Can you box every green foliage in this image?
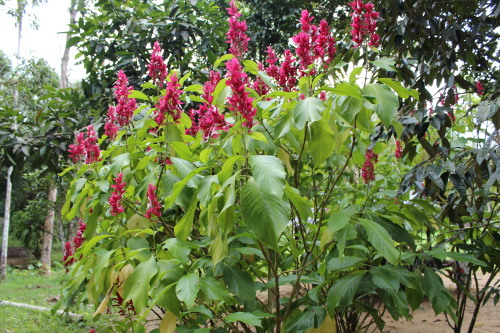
[57,3,499,333]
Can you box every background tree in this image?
[67,0,228,115]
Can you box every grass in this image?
[0,268,106,333]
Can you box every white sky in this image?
[0,0,85,82]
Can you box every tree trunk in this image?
[60,0,78,89]
[39,185,57,275]
[13,0,27,107]
[0,166,14,282]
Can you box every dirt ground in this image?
[384,271,500,333]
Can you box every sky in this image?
[0,0,86,82]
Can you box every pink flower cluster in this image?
[395,140,403,159]
[265,48,298,92]
[63,221,86,270]
[292,10,336,75]
[148,41,168,88]
[187,71,231,139]
[361,149,378,184]
[349,0,380,47]
[109,173,126,215]
[153,74,184,127]
[226,57,256,128]
[226,1,250,58]
[68,125,101,164]
[476,81,484,96]
[145,184,161,219]
[105,71,137,139]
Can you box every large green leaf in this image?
[224,312,262,327]
[241,178,291,250]
[209,234,228,266]
[378,78,419,100]
[370,266,401,291]
[175,273,200,308]
[249,155,286,196]
[327,271,365,316]
[362,84,398,127]
[222,264,256,304]
[359,218,399,265]
[284,184,312,221]
[327,256,365,272]
[174,195,198,240]
[123,256,158,313]
[423,268,452,314]
[428,247,486,267]
[163,238,191,264]
[293,97,324,130]
[309,117,336,167]
[199,277,231,302]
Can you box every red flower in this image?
[395,140,403,159]
[109,173,126,216]
[145,184,162,219]
[361,149,378,184]
[104,106,119,139]
[63,221,87,270]
[153,73,184,126]
[226,57,256,128]
[148,41,168,88]
[277,50,298,92]
[476,81,484,96]
[226,1,250,58]
[113,70,137,127]
[265,46,279,80]
[186,71,231,139]
[349,0,380,47]
[68,125,101,164]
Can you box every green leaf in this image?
[174,195,198,240]
[129,90,150,101]
[218,155,243,183]
[214,54,235,68]
[359,218,399,265]
[429,248,486,267]
[309,117,336,166]
[249,155,286,196]
[200,277,230,302]
[370,57,397,72]
[327,209,356,233]
[326,82,363,99]
[248,131,267,143]
[284,184,312,221]
[378,78,419,100]
[163,166,208,209]
[170,142,193,161]
[327,271,365,316]
[423,268,452,314]
[370,266,400,290]
[222,264,256,303]
[123,256,158,313]
[362,84,398,127]
[209,234,228,266]
[327,256,365,272]
[110,153,131,174]
[241,178,290,250]
[293,97,324,130]
[349,67,364,84]
[224,312,262,327]
[163,238,191,264]
[175,273,200,308]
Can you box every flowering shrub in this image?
[58,1,486,332]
